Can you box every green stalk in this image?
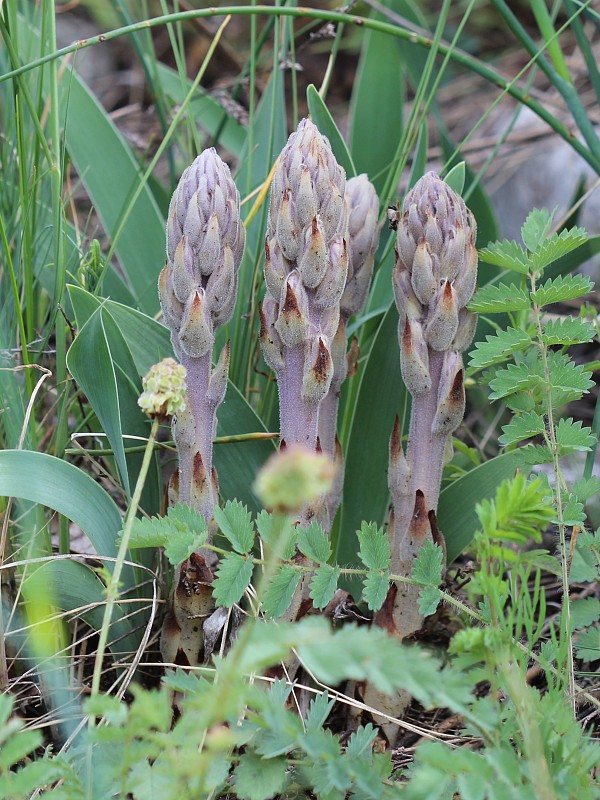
[530,0,571,82]
[530,272,576,715]
[2,6,598,172]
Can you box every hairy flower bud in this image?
[400,318,431,395]
[432,351,465,435]
[341,174,380,320]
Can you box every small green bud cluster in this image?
[138,358,187,420]
[254,445,335,515]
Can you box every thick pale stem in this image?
[279,342,319,449]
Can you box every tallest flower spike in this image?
[260,120,348,459]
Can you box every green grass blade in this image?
[306,84,355,177]
[348,0,404,192]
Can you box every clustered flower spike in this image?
[159,148,245,525]
[260,119,348,462]
[138,358,187,420]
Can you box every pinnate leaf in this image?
[309,563,340,609]
[531,274,594,307]
[574,628,600,662]
[214,500,254,554]
[255,510,295,560]
[478,240,529,273]
[489,362,541,400]
[468,282,529,314]
[469,327,532,370]
[234,753,288,800]
[547,352,594,405]
[297,522,331,564]
[357,521,391,570]
[261,565,302,618]
[362,570,390,611]
[128,504,208,564]
[570,597,600,631]
[213,553,253,607]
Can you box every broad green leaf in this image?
[68,285,172,376]
[164,529,209,566]
[234,753,288,800]
[499,411,546,446]
[488,361,540,400]
[67,306,130,495]
[521,207,554,252]
[559,494,585,526]
[0,729,41,771]
[309,564,340,609]
[438,451,524,562]
[478,240,529,273]
[128,505,208,559]
[444,162,465,195]
[337,304,407,570]
[307,84,355,177]
[0,451,126,575]
[362,570,389,612]
[468,282,530,314]
[546,352,594,405]
[213,500,255,554]
[261,566,302,619]
[531,274,594,307]
[255,511,296,560]
[469,327,532,370]
[296,522,331,564]
[349,0,403,193]
[213,553,253,607]
[357,521,391,571]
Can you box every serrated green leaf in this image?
[346,724,378,760]
[574,628,599,662]
[357,521,391,571]
[499,411,546,446]
[261,566,302,618]
[540,317,596,346]
[468,282,530,314]
[310,564,340,609]
[213,500,255,554]
[521,208,554,252]
[478,240,529,273]
[469,327,532,370]
[411,541,445,588]
[362,570,390,611]
[0,729,42,770]
[255,510,296,560]
[297,522,331,564]
[570,597,600,631]
[556,418,596,452]
[557,494,585,527]
[572,477,600,502]
[305,691,335,732]
[234,753,288,800]
[128,504,208,556]
[529,226,588,272]
[213,553,253,607]
[570,538,598,583]
[488,362,541,400]
[531,274,594,307]
[164,528,208,566]
[417,586,441,617]
[547,352,594,405]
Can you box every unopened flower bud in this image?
[254,445,335,513]
[451,308,478,351]
[314,238,348,309]
[432,351,465,435]
[207,342,230,407]
[400,319,431,395]
[179,290,214,358]
[411,240,437,305]
[259,299,285,373]
[298,216,330,288]
[393,263,423,325]
[302,336,334,403]
[425,280,460,351]
[275,273,311,347]
[264,238,288,301]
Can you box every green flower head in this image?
[138,358,187,420]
